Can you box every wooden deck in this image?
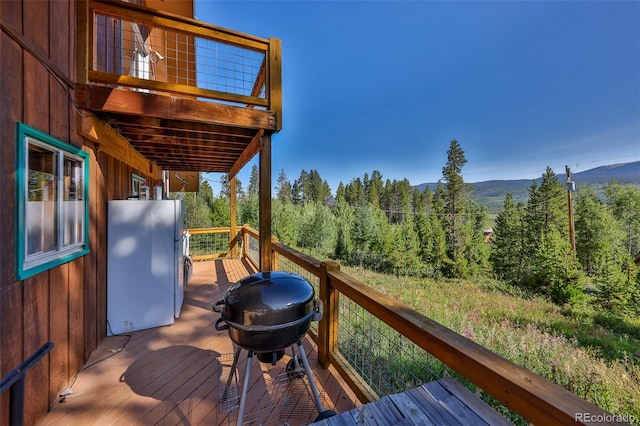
[40,259,360,426]
[40,258,510,426]
[313,377,511,426]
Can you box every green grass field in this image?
[341,266,640,423]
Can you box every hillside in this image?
[415,161,640,213]
[341,266,640,422]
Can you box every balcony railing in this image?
[82,0,282,129]
[188,226,615,425]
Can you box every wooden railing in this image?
[191,226,620,425]
[82,0,282,129]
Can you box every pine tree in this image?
[490,193,524,282]
[520,167,566,290]
[464,198,491,277]
[441,140,469,278]
[219,174,244,199]
[298,202,337,255]
[180,192,213,228]
[345,177,365,207]
[391,217,422,274]
[532,230,585,305]
[411,187,425,216]
[272,199,298,246]
[247,164,259,197]
[275,169,292,203]
[433,181,446,218]
[368,170,384,209]
[211,197,230,227]
[198,179,215,212]
[593,243,634,313]
[396,179,413,222]
[350,204,379,267]
[333,191,354,260]
[605,182,640,256]
[238,196,258,228]
[575,186,625,274]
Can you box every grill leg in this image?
[295,341,325,414]
[236,350,254,426]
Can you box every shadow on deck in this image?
[41,259,360,426]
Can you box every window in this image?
[131,173,146,197]
[16,123,89,280]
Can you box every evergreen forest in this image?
[181,140,640,320]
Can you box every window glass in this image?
[27,142,58,256]
[63,155,85,247]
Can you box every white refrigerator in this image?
[107,199,185,335]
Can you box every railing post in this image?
[318,260,340,369]
[268,37,282,132]
[271,236,279,271]
[242,224,249,259]
[230,176,238,258]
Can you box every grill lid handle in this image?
[212,299,225,313]
[215,317,229,331]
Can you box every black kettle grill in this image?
[213,271,336,424]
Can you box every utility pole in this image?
[566,166,576,256]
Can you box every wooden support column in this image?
[259,133,272,271]
[318,260,340,368]
[229,175,238,257]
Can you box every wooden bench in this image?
[313,377,511,425]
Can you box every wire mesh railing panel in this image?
[92,12,267,106]
[196,38,265,97]
[189,231,229,259]
[246,234,259,268]
[337,293,446,396]
[274,256,320,290]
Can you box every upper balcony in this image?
[76,0,281,174]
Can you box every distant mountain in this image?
[415,161,640,214]
[568,161,640,184]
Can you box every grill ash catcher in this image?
[213,271,337,425]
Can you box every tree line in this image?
[177,140,640,317]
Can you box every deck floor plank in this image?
[314,377,510,426]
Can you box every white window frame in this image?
[16,123,89,280]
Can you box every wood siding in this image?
[0,2,160,424]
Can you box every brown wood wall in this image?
[0,2,158,424]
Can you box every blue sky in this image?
[197,1,640,195]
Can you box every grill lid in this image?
[222,271,315,328]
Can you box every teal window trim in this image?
[16,123,90,280]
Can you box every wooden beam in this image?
[77,85,276,130]
[259,133,272,271]
[318,260,341,369]
[229,129,263,180]
[90,0,269,50]
[77,0,89,86]
[268,37,282,132]
[88,71,269,108]
[230,176,238,258]
[78,113,162,179]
